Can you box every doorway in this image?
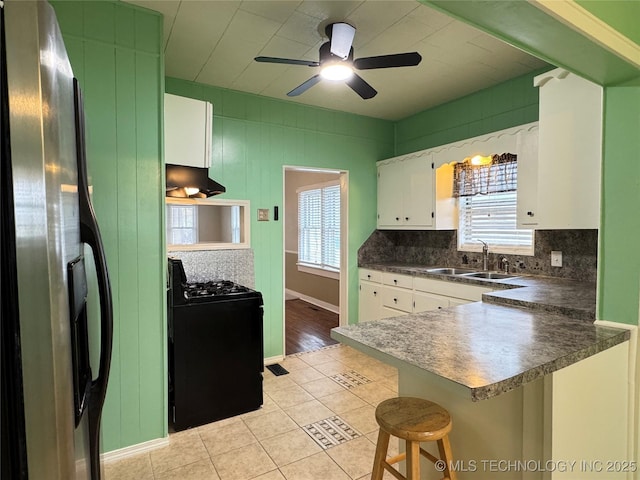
[283,167,348,355]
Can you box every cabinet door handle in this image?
[367,274,371,279]
[395,217,400,221]
[393,298,398,303]
[527,211,535,217]
[393,279,397,284]
[373,291,377,296]
[405,217,409,221]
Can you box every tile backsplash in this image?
[169,249,255,287]
[358,229,597,282]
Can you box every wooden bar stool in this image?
[371,397,456,480]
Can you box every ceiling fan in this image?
[254,23,422,100]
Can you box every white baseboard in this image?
[101,436,169,464]
[285,288,339,314]
[264,354,285,366]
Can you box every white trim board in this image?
[264,354,285,366]
[285,288,340,315]
[101,437,169,464]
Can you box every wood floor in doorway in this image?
[285,299,339,355]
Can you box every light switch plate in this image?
[551,250,562,267]
[257,208,269,221]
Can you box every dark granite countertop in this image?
[331,263,630,401]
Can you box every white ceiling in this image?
[126,0,549,121]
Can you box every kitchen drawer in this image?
[380,306,409,320]
[380,286,413,313]
[382,272,413,289]
[359,268,382,283]
[413,291,449,312]
[448,297,471,307]
[414,276,489,301]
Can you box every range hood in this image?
[165,164,226,198]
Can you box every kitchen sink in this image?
[461,272,518,280]
[426,267,476,275]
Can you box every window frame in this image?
[166,203,198,246]
[297,180,341,277]
[457,190,535,256]
[165,198,251,251]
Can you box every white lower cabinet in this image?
[413,291,449,312]
[358,269,382,323]
[448,297,471,307]
[358,269,491,322]
[358,282,382,322]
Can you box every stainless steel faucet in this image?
[500,257,509,273]
[478,240,489,271]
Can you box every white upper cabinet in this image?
[532,68,602,229]
[377,123,547,232]
[516,125,540,227]
[164,93,213,168]
[378,153,433,229]
[377,152,455,230]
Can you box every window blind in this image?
[166,204,198,245]
[298,183,340,271]
[458,191,533,253]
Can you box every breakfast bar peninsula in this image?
[332,269,633,480]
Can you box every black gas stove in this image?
[166,257,264,431]
[168,257,261,305]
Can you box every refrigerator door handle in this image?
[73,78,113,480]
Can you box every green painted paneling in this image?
[576,0,640,45]
[166,77,395,357]
[51,0,165,452]
[422,0,640,86]
[598,85,640,325]
[395,70,542,155]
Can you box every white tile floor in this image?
[104,345,400,480]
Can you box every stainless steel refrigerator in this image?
[1,1,113,479]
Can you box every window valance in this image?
[453,153,517,197]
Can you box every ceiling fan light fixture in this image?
[320,63,353,81]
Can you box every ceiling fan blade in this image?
[346,73,377,99]
[329,23,356,60]
[254,56,319,67]
[354,52,422,70]
[287,75,322,97]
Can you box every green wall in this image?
[166,77,395,358]
[599,84,640,325]
[395,70,543,155]
[51,1,166,452]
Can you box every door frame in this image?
[282,166,349,354]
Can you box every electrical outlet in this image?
[551,250,562,267]
[257,208,269,221]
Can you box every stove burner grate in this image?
[184,280,252,299]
